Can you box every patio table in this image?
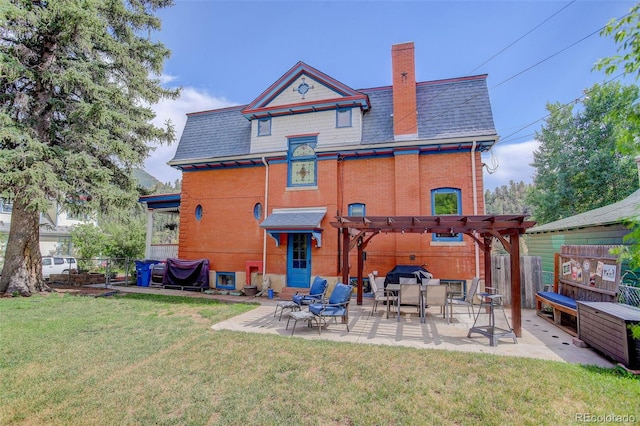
[387,282,444,323]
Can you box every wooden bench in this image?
[536,245,620,336]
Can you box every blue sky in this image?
[146,0,637,190]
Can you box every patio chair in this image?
[448,277,481,322]
[423,284,448,321]
[396,278,420,321]
[368,273,396,316]
[292,276,328,307]
[308,282,353,333]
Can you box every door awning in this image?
[260,207,326,247]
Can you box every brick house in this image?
[164,42,498,295]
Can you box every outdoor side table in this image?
[274,300,301,320]
[467,293,517,347]
[286,310,320,335]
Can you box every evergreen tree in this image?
[0,1,177,295]
[485,180,533,216]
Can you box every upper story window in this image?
[66,209,91,221]
[336,108,352,128]
[431,187,463,242]
[0,198,13,213]
[288,137,317,187]
[258,117,271,136]
[348,203,365,217]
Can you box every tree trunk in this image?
[0,196,48,296]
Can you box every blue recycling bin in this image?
[135,260,159,287]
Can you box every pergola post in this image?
[356,241,364,305]
[510,232,522,337]
[341,228,350,286]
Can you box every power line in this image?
[497,72,624,145]
[390,6,629,143]
[492,25,605,90]
[467,0,576,75]
[393,10,627,141]
[391,0,578,134]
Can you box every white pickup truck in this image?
[42,256,77,279]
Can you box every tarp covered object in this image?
[163,258,210,288]
[384,264,432,287]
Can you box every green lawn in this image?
[1,293,638,425]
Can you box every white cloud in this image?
[482,140,540,191]
[158,74,178,85]
[145,86,236,184]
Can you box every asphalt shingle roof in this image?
[527,189,640,233]
[172,106,251,162]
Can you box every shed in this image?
[527,189,640,279]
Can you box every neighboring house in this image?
[162,42,499,294]
[527,188,640,279]
[0,196,94,262]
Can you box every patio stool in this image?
[274,300,301,320]
[467,294,517,347]
[286,310,320,335]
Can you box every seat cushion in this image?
[328,283,353,304]
[309,304,346,317]
[293,294,318,305]
[536,291,577,310]
[309,276,328,296]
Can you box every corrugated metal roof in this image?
[527,189,640,233]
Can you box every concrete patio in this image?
[105,284,616,367]
[211,297,616,367]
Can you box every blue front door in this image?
[287,233,311,288]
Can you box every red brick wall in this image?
[338,151,485,280]
[179,167,265,271]
[178,149,485,284]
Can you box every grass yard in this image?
[1,292,638,425]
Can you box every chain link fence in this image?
[619,270,640,307]
[48,257,135,287]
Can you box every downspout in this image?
[471,141,480,279]
[262,157,269,282]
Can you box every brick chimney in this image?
[392,42,418,140]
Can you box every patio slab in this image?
[211,299,616,367]
[108,284,615,367]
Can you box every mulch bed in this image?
[48,283,119,297]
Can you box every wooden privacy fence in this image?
[490,255,543,309]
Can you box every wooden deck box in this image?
[577,301,640,369]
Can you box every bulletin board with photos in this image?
[557,245,621,301]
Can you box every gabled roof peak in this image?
[241,61,370,119]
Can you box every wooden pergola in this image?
[330,214,536,336]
